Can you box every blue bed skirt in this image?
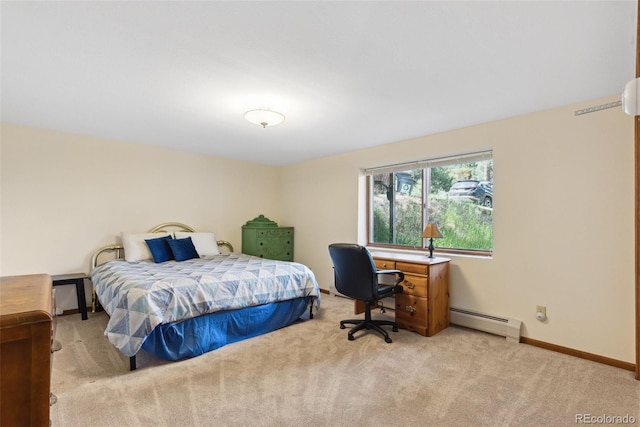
[141,297,310,361]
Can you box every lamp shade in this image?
[243,109,285,128]
[622,77,640,116]
[422,223,442,238]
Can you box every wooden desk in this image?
[370,252,450,337]
[0,274,54,427]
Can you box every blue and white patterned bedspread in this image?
[90,253,321,357]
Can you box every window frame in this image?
[364,150,493,258]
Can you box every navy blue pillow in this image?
[145,235,174,263]
[167,236,200,261]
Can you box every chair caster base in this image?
[338,315,399,343]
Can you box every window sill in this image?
[366,245,493,260]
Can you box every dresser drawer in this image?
[396,261,429,275]
[400,274,427,298]
[256,236,292,248]
[374,258,395,270]
[257,228,293,238]
[255,237,293,260]
[395,294,428,336]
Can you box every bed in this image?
[89,222,321,370]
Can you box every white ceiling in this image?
[1,1,637,166]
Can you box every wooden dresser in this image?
[372,252,450,337]
[0,274,54,427]
[242,214,294,261]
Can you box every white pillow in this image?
[121,232,169,262]
[174,232,220,256]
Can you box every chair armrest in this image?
[377,269,405,285]
[376,269,403,277]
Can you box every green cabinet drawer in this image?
[257,228,293,238]
[254,236,293,260]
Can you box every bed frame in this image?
[89,222,233,312]
[89,222,314,371]
[89,222,236,370]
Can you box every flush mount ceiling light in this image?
[243,109,285,128]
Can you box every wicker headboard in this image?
[90,222,234,270]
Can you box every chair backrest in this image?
[328,243,379,302]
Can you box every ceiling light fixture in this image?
[243,109,285,128]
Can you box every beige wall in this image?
[1,94,635,363]
[0,124,281,309]
[280,96,635,363]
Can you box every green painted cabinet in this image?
[241,215,294,261]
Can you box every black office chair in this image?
[328,243,404,343]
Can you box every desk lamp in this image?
[422,223,442,258]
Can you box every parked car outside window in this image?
[448,180,493,208]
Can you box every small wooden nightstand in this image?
[52,273,88,320]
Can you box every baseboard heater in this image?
[450,307,522,343]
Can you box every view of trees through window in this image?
[370,157,493,253]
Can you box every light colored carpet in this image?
[51,295,640,427]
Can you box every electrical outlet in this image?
[536,305,546,315]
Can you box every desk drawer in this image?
[396,261,429,275]
[400,274,427,298]
[395,294,427,326]
[374,258,396,270]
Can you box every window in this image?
[366,150,493,255]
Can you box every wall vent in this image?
[450,307,522,343]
